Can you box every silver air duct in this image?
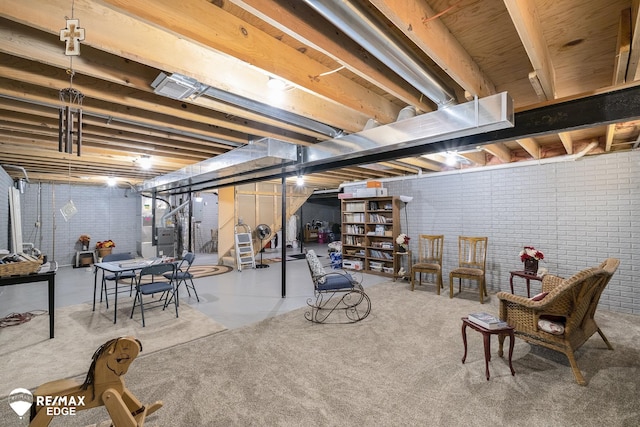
[303,0,457,108]
[151,73,343,138]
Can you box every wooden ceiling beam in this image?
[626,0,640,81]
[558,132,573,155]
[397,157,442,172]
[0,79,252,148]
[481,143,512,163]
[0,134,196,168]
[458,151,486,166]
[98,0,401,124]
[227,0,433,112]
[0,106,232,158]
[516,137,540,159]
[370,0,495,98]
[0,56,323,146]
[1,0,372,132]
[605,124,616,151]
[504,0,556,100]
[614,8,632,85]
[0,20,333,141]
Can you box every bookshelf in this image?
[341,196,400,276]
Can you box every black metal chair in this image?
[304,249,371,323]
[163,252,199,305]
[130,262,178,327]
[100,252,137,308]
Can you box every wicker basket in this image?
[0,256,43,277]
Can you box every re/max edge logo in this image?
[35,395,86,416]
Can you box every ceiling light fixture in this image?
[267,77,288,91]
[445,151,458,167]
[296,175,305,186]
[137,155,152,170]
[106,177,117,187]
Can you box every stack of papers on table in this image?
[468,312,509,330]
[118,260,152,269]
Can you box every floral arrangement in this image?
[96,240,116,249]
[396,233,410,250]
[520,246,544,261]
[78,234,91,244]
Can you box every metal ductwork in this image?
[303,0,457,108]
[140,138,299,193]
[151,73,343,138]
[140,93,513,193]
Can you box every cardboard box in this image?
[366,181,382,188]
[342,259,363,270]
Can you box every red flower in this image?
[519,246,544,261]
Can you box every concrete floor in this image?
[0,243,394,330]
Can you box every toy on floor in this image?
[29,336,162,427]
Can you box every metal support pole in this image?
[281,176,287,298]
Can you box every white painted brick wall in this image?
[384,150,640,315]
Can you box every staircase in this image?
[217,182,314,268]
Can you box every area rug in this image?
[0,301,226,396]
[5,282,637,426]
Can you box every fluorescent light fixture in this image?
[151,72,201,100]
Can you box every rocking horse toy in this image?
[29,336,162,427]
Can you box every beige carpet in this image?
[0,301,226,396]
[1,282,639,426]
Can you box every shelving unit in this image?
[341,196,400,276]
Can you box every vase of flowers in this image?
[396,233,410,252]
[520,246,544,275]
[96,240,116,258]
[78,234,91,251]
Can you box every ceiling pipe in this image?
[303,0,457,109]
[151,73,343,139]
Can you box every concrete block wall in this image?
[367,150,639,314]
[18,183,141,266]
[0,181,220,266]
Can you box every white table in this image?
[93,259,162,323]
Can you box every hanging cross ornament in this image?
[60,18,85,56]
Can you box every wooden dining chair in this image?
[411,234,444,293]
[449,236,488,303]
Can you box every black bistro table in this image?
[0,265,57,338]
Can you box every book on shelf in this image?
[467,312,509,330]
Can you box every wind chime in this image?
[58,6,85,156]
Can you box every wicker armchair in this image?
[497,258,620,385]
